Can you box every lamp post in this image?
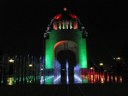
[99,62,104,72]
[8,58,14,76]
[28,64,33,83]
[28,64,33,76]
[7,58,15,85]
[114,57,124,72]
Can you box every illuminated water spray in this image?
[74,64,82,83]
[54,60,61,84]
[66,60,69,84]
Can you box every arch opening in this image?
[53,40,82,84]
[57,50,76,84]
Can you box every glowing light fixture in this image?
[9,59,14,63]
[99,63,103,66]
[28,64,33,67]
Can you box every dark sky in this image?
[1,0,128,64]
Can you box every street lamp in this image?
[90,67,94,70]
[116,57,121,60]
[113,56,122,61]
[99,62,104,66]
[28,64,33,67]
[99,62,104,72]
[8,58,15,79]
[28,64,33,79]
[9,59,14,63]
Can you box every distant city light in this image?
[113,57,121,60]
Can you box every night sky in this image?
[1,0,128,64]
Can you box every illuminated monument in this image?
[43,8,88,84]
